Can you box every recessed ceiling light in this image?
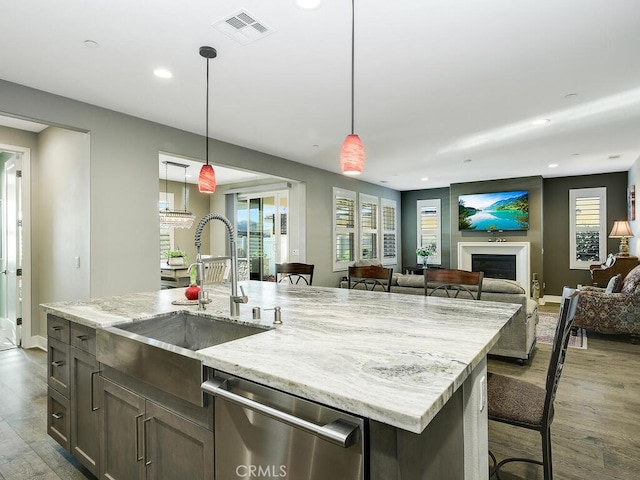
[463,159,472,163]
[571,153,581,156]
[531,118,551,126]
[420,177,429,182]
[564,93,578,99]
[609,154,622,159]
[84,40,99,48]
[297,0,321,9]
[380,180,388,184]
[548,163,559,168]
[154,69,173,79]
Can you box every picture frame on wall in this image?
[629,185,636,221]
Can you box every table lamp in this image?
[609,220,634,256]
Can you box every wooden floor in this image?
[488,304,640,480]
[0,320,638,480]
[0,348,93,480]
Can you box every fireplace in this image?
[472,254,516,280]
[458,242,530,297]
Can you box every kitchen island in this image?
[42,281,520,480]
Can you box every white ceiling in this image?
[2,0,640,191]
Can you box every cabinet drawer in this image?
[48,386,71,452]
[48,337,70,397]
[71,323,96,355]
[48,315,70,343]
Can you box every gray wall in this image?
[542,172,628,295]
[159,178,211,263]
[450,177,543,290]
[37,127,91,309]
[401,187,451,268]
[629,157,640,257]
[401,173,629,297]
[402,177,543,292]
[0,79,401,341]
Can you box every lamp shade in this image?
[198,164,216,193]
[340,134,365,175]
[609,220,633,238]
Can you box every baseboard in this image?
[542,295,562,304]
[23,335,47,351]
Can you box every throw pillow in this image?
[605,274,622,294]
[397,274,425,288]
[482,278,525,295]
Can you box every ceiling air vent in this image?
[213,10,273,45]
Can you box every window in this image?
[359,194,379,261]
[333,188,356,271]
[381,198,397,265]
[416,199,442,265]
[569,187,607,269]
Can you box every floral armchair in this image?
[573,264,640,343]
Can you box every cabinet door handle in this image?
[135,413,144,462]
[51,412,63,420]
[76,334,89,341]
[143,417,152,467]
[51,325,62,331]
[51,360,64,367]
[90,371,100,411]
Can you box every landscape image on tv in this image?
[459,191,529,231]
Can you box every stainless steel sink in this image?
[96,311,270,406]
[113,311,267,351]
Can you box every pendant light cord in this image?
[350,0,355,135]
[164,161,169,209]
[205,57,210,166]
[182,165,188,212]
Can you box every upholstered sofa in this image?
[574,264,640,342]
[341,273,539,363]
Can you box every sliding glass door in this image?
[236,191,288,281]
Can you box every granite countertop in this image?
[41,281,520,434]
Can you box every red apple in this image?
[185,284,200,300]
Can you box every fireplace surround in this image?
[458,242,531,298]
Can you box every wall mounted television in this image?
[458,191,529,231]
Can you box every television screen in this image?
[458,191,529,231]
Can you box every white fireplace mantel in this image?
[458,242,530,298]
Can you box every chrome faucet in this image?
[193,213,248,316]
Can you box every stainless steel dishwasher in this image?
[202,371,366,480]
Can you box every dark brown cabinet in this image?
[47,315,101,477]
[590,255,640,286]
[100,377,214,480]
[47,314,215,479]
[70,344,100,475]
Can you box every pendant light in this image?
[340,0,365,175]
[159,161,196,229]
[198,46,218,193]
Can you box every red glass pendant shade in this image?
[198,164,216,193]
[340,134,364,175]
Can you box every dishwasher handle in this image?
[201,378,360,448]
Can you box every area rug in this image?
[536,311,587,349]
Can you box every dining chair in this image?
[424,268,484,300]
[275,263,315,285]
[347,265,393,292]
[488,289,580,480]
[202,256,231,285]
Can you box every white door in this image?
[0,152,22,349]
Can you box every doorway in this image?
[236,191,288,281]
[0,150,23,350]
